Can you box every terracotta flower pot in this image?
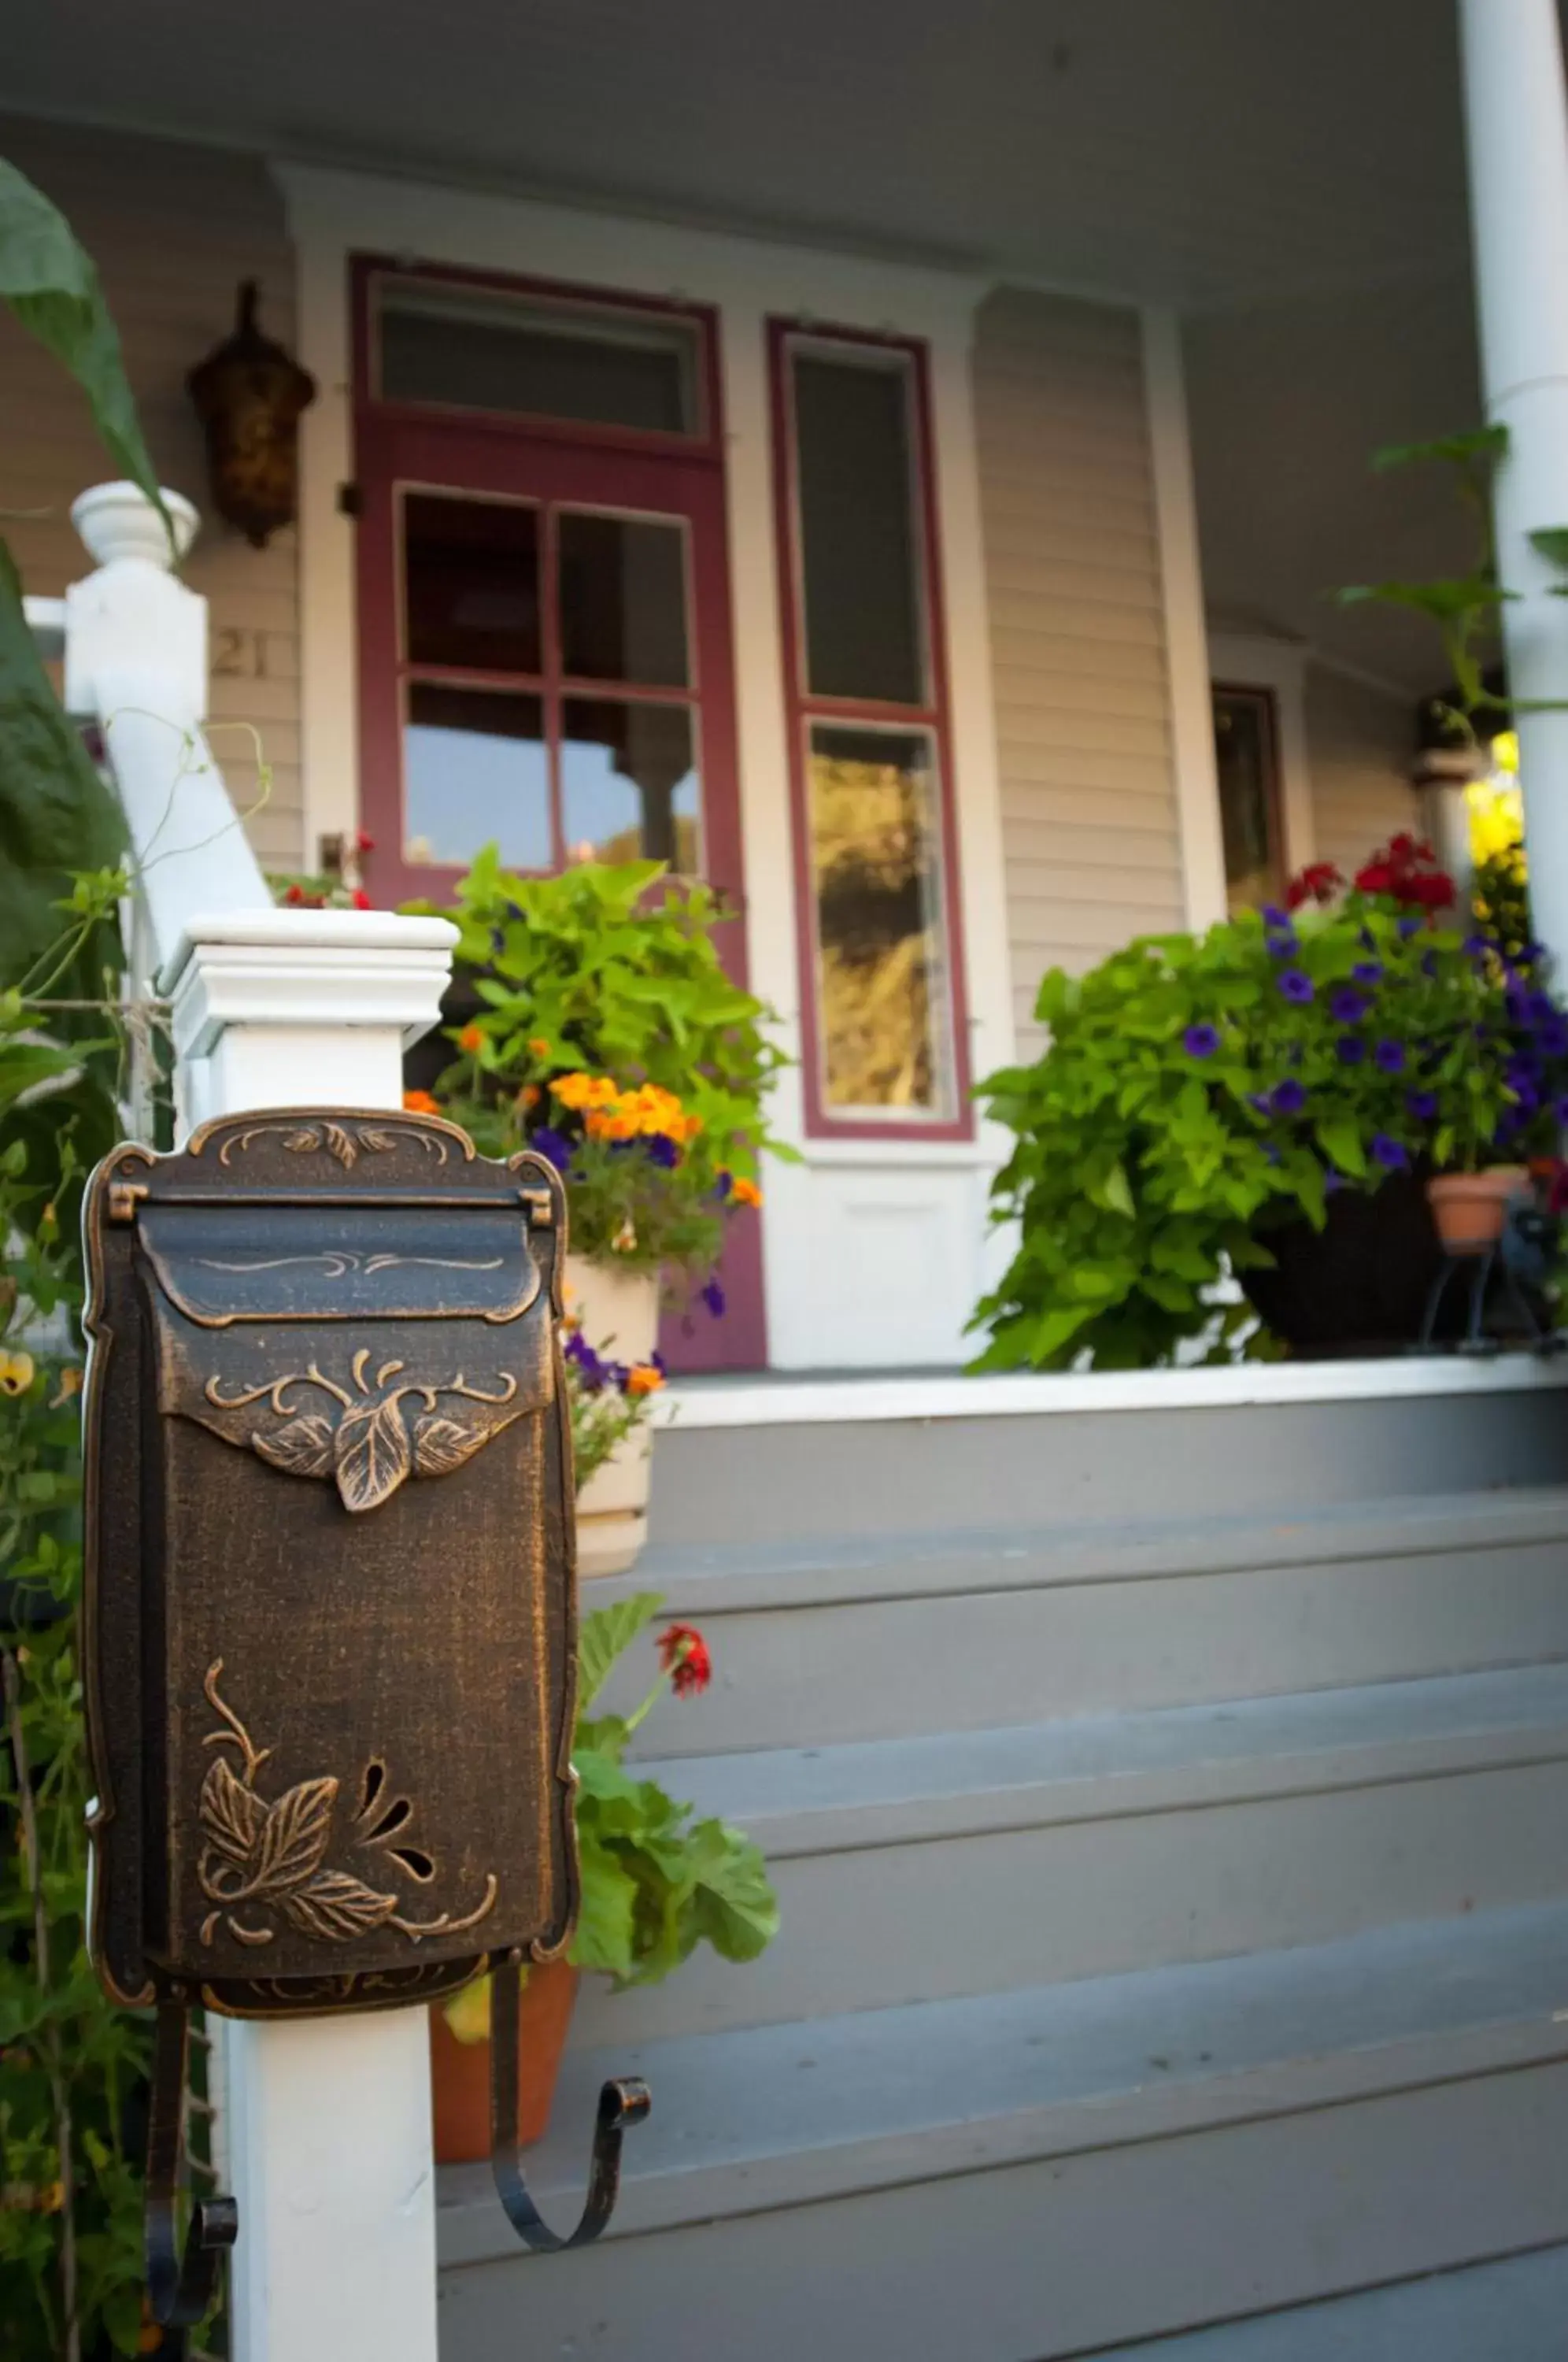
[1426,1166,1530,1255]
[429,1960,579,2164]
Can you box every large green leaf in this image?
[0,543,126,994]
[576,1590,663,1711]
[0,157,163,512]
[570,1843,638,1979]
[682,1819,779,1964]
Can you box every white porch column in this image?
[162,908,458,2362]
[1459,0,1568,966]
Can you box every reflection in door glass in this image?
[557,512,690,687]
[404,685,551,868]
[560,698,701,872]
[403,494,541,673]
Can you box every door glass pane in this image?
[560,697,701,872]
[792,350,926,705]
[404,494,540,673]
[557,512,690,687]
[807,722,952,1115]
[1212,689,1281,913]
[378,279,701,435]
[404,685,550,868]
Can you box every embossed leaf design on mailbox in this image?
[206,1346,520,1510]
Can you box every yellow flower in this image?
[442,1976,494,2046]
[731,1176,763,1209]
[50,1367,82,1407]
[626,1363,664,1397]
[0,1351,35,1397]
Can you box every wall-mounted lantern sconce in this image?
[187,281,316,548]
[83,1109,649,2334]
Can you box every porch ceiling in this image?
[2,0,1488,309]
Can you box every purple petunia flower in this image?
[1374,1039,1406,1074]
[1336,1035,1366,1065]
[644,1132,682,1168]
[1246,1090,1271,1114]
[1270,1078,1307,1115]
[1329,985,1367,1024]
[1261,904,1289,928]
[1420,953,1437,979]
[1397,916,1422,940]
[1352,961,1384,987]
[712,1170,734,1201]
[531,1125,575,1172]
[1263,1144,1282,1165]
[1183,1023,1221,1059]
[564,1328,612,1393]
[1277,969,1315,1005]
[1406,1089,1439,1122]
[1370,1134,1407,1170]
[701,1278,727,1319]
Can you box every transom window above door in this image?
[398,490,703,875]
[353,262,740,913]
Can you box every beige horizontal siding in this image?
[0,117,304,873]
[974,288,1184,1059]
[1305,665,1417,880]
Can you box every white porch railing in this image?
[30,483,453,2362]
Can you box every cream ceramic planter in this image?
[564,1253,660,1579]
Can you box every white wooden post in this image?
[61,483,457,2362]
[163,910,456,2362]
[1458,0,1568,969]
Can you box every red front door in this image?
[351,260,764,1368]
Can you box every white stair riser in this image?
[440,2058,1568,2362]
[575,1757,1568,2043]
[606,1542,1568,1753]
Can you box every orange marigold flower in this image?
[656,1622,712,1696]
[527,1036,551,1057]
[625,1362,664,1398]
[730,1175,763,1209]
[518,1083,542,1111]
[458,1023,485,1055]
[403,1088,441,1114]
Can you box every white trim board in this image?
[654,1353,1568,1430]
[1143,307,1226,933]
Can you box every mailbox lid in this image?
[137,1200,541,1325]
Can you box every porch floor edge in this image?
[656,1351,1568,1430]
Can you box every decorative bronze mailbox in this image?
[82,1109,647,2328]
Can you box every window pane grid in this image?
[396,485,706,876]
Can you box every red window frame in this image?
[350,256,740,917]
[768,319,972,1142]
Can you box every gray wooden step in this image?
[436,1902,1568,2360]
[596,1489,1568,1751]
[649,1372,1568,1553]
[1091,2241,1568,2359]
[572,1664,1568,2043]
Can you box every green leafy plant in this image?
[1337,425,1512,747]
[405,851,790,1289]
[0,156,205,2361]
[971,846,1559,1372]
[443,1595,777,2042]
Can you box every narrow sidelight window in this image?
[1211,686,1285,914]
[772,327,967,1135]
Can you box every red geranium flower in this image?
[656,1622,712,1697]
[1285,860,1344,910]
[351,888,372,909]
